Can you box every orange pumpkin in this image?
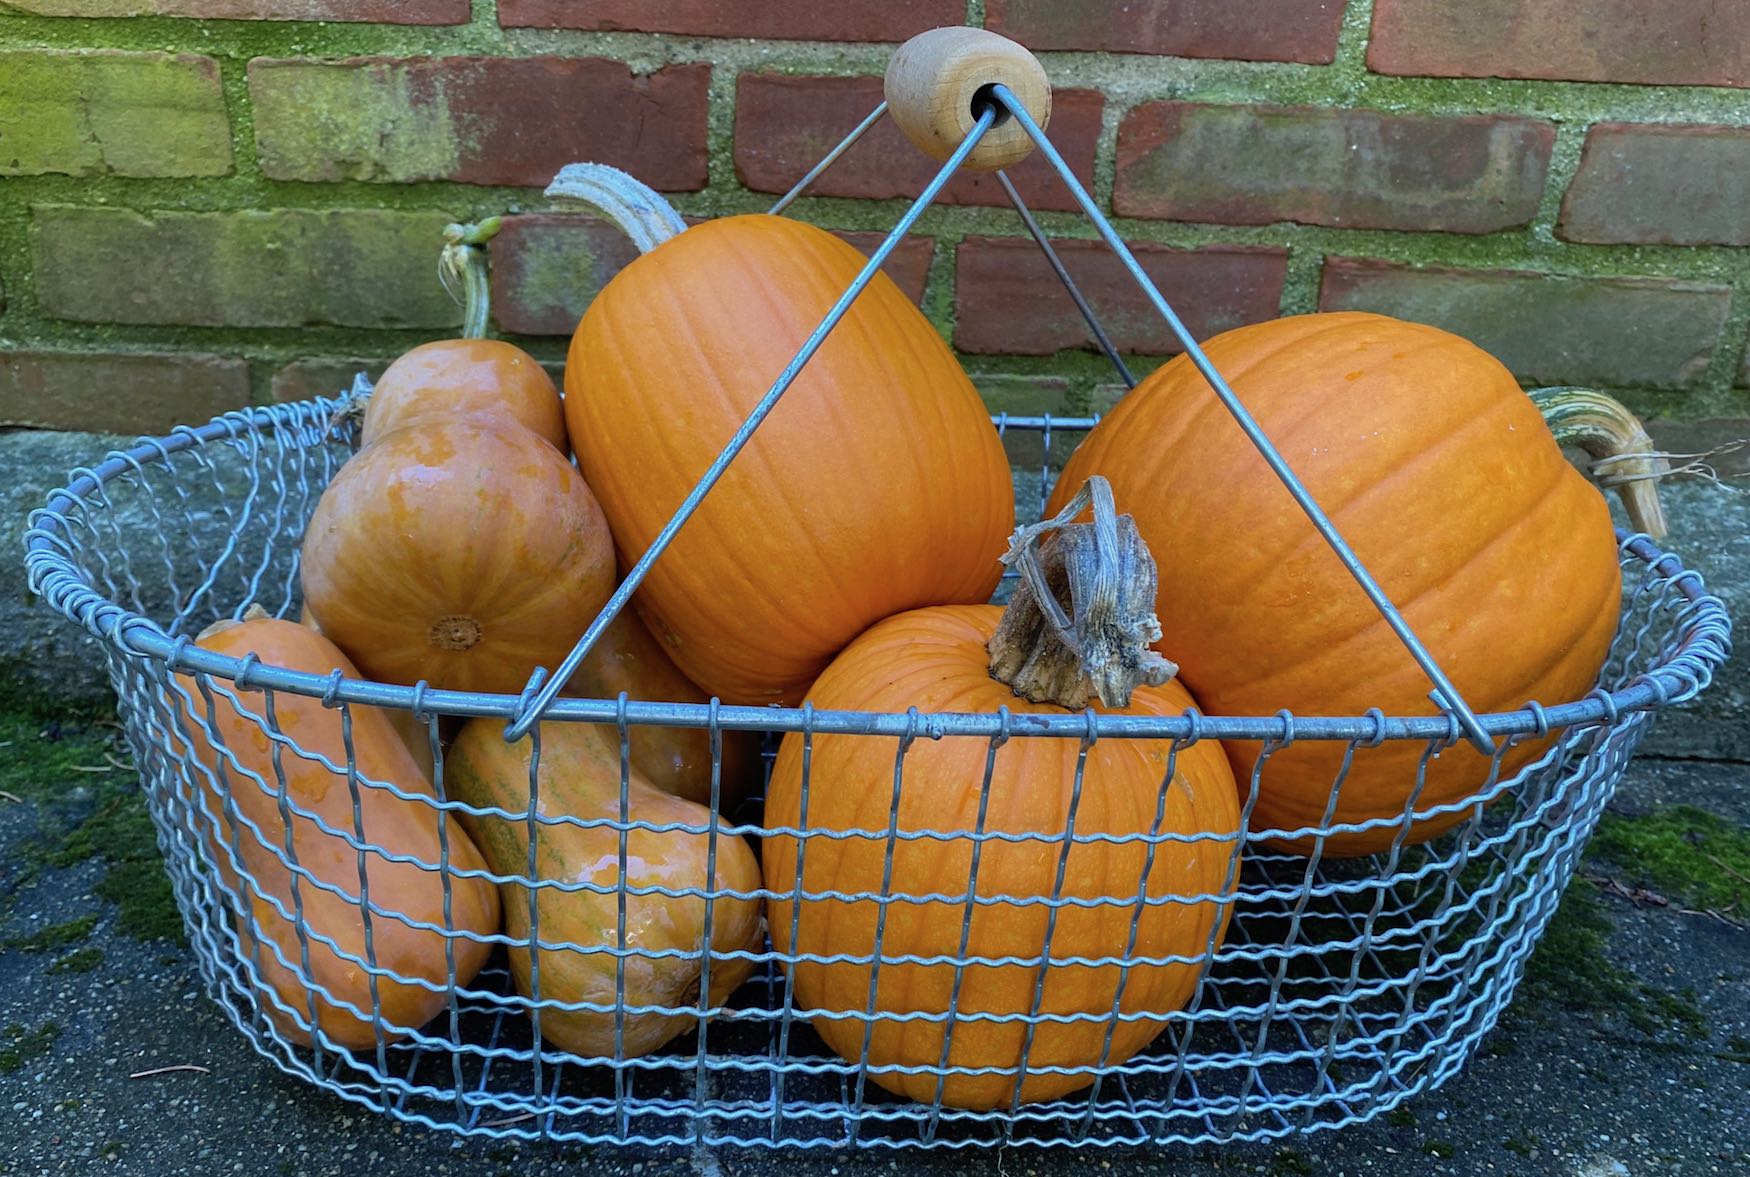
[177,616,500,1049]
[560,167,1013,705]
[1048,312,1623,856]
[763,605,1241,1109]
[300,420,615,695]
[566,606,761,810]
[361,339,568,453]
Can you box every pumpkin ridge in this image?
[1187,388,1535,680]
[1202,445,1575,709]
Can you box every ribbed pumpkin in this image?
[764,483,1241,1109]
[301,419,615,695]
[1048,312,1624,856]
[361,338,568,453]
[558,165,1013,706]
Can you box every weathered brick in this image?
[7,1,467,21]
[489,215,935,336]
[955,236,1287,356]
[1,352,250,434]
[250,57,709,190]
[32,206,461,329]
[734,74,1102,214]
[1114,103,1553,233]
[1369,0,1749,88]
[1559,124,1750,247]
[1741,339,1750,388]
[987,0,1346,63]
[270,357,387,403]
[1645,417,1750,479]
[497,0,960,40]
[489,216,646,337]
[1319,259,1731,390]
[0,50,230,179]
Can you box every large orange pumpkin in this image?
[560,167,1013,705]
[1048,312,1623,856]
[177,616,500,1049]
[300,420,615,695]
[360,338,568,453]
[763,605,1242,1109]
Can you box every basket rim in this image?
[22,397,1732,745]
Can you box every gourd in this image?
[300,419,615,696]
[1047,312,1642,856]
[359,338,568,454]
[297,603,436,781]
[556,163,1014,706]
[762,480,1242,1108]
[446,717,763,1059]
[566,606,761,810]
[176,615,499,1049]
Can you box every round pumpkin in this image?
[300,419,615,695]
[361,339,568,453]
[763,605,1242,1109]
[1048,312,1622,856]
[564,194,1013,706]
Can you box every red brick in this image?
[987,0,1346,63]
[955,236,1287,356]
[734,74,1102,214]
[32,206,461,329]
[270,357,388,403]
[7,0,466,20]
[1368,0,1749,88]
[1559,123,1750,247]
[1319,258,1731,390]
[1115,103,1553,234]
[250,57,709,190]
[489,215,936,337]
[1,351,250,434]
[498,0,960,40]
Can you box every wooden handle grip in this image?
[883,27,1051,173]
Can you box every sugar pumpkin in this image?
[556,164,1014,706]
[1047,312,1627,856]
[763,481,1242,1109]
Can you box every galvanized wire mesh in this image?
[23,396,1731,1150]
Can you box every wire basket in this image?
[22,26,1732,1153]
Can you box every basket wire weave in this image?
[22,77,1734,1151]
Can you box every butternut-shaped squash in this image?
[175,616,500,1049]
[446,718,762,1059]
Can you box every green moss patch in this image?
[1,703,182,944]
[0,1021,60,1075]
[1590,805,1750,913]
[46,946,104,975]
[2,913,97,953]
[1519,882,1708,1038]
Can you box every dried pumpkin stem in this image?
[1531,386,1668,539]
[544,163,689,254]
[986,475,1176,709]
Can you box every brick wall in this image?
[1,0,1747,439]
